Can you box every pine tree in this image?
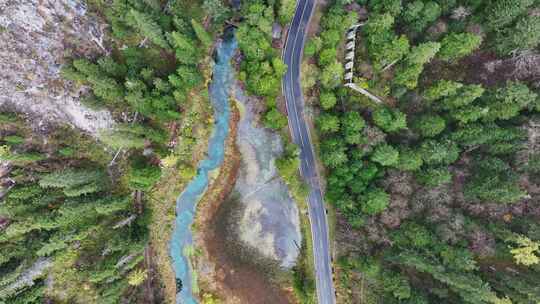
[464,156,526,204]
[438,32,482,62]
[203,0,231,24]
[191,19,212,50]
[317,113,340,134]
[509,236,540,266]
[393,63,425,89]
[341,112,366,144]
[393,252,501,304]
[128,158,161,191]
[9,285,45,304]
[416,167,452,187]
[413,114,446,137]
[381,271,412,300]
[450,105,488,124]
[372,108,407,133]
[405,41,441,65]
[364,13,410,70]
[72,59,124,103]
[402,1,441,33]
[450,123,525,148]
[127,9,169,49]
[39,168,105,197]
[97,57,127,78]
[167,31,198,65]
[482,81,537,121]
[440,84,484,109]
[371,144,399,167]
[419,139,460,165]
[36,237,68,257]
[100,127,146,150]
[485,0,534,31]
[321,138,348,168]
[362,187,390,215]
[397,148,423,171]
[94,196,130,216]
[423,80,463,102]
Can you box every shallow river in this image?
[169,32,237,304]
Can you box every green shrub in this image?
[438,32,482,62]
[416,167,452,187]
[3,135,24,145]
[128,158,162,191]
[372,108,407,133]
[362,187,390,215]
[371,144,399,167]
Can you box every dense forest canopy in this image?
[0,112,149,303]
[305,0,540,303]
[2,0,540,303]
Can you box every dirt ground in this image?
[423,49,540,89]
[202,201,295,304]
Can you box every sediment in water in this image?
[169,33,237,304]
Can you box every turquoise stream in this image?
[169,33,237,304]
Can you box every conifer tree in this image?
[438,32,482,62]
[39,168,105,197]
[127,9,169,49]
[191,19,212,50]
[485,0,534,31]
[509,236,540,266]
[167,31,198,65]
[203,0,231,24]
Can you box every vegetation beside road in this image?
[236,0,291,131]
[304,0,540,303]
[277,141,317,303]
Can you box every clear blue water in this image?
[169,33,237,304]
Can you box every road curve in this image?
[282,1,336,304]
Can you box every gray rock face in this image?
[0,0,113,135]
[233,83,301,269]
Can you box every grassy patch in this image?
[275,134,317,303]
[147,170,185,303]
[292,209,317,304]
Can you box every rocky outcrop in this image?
[0,0,113,136]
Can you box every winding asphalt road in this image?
[282,1,336,303]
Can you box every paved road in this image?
[282,1,336,304]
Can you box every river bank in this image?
[148,87,214,303]
[192,102,241,302]
[169,34,237,304]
